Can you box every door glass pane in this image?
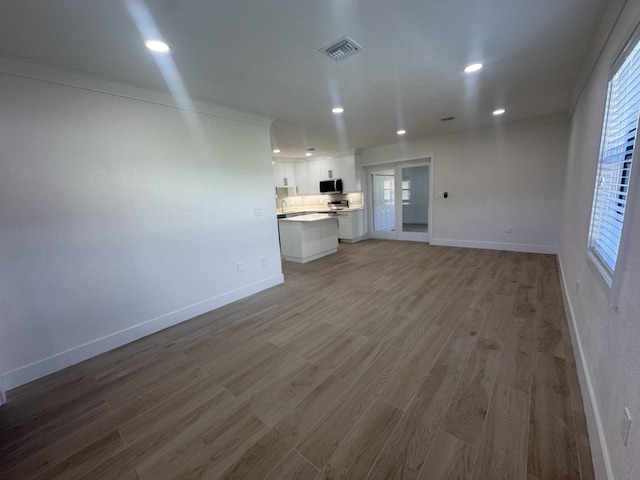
[372,170,395,231]
[401,165,428,233]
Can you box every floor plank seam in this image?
[524,355,534,480]
[293,446,320,473]
[411,364,467,480]
[363,399,412,480]
[261,448,318,480]
[116,427,129,448]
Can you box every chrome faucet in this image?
[280,200,287,213]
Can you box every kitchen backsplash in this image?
[275,190,363,209]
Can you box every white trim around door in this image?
[365,157,433,242]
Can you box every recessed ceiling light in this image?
[464,63,483,73]
[493,108,506,116]
[305,152,312,157]
[397,129,406,135]
[144,39,170,53]
[272,149,280,153]
[332,107,345,114]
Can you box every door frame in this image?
[368,167,397,240]
[365,156,434,243]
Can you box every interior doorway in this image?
[367,159,431,242]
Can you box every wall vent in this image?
[320,36,362,61]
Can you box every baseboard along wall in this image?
[431,237,557,255]
[0,377,6,406]
[0,274,284,392]
[557,256,614,480]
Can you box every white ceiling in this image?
[0,0,606,158]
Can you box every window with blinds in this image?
[588,36,640,279]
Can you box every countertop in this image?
[278,213,337,222]
[277,206,363,216]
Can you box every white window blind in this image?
[589,38,640,276]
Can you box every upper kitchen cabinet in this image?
[318,155,359,192]
[272,160,296,188]
[294,159,320,194]
[294,152,361,194]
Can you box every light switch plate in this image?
[254,207,263,216]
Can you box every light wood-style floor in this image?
[0,240,595,480]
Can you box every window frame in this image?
[401,180,411,204]
[586,26,640,306]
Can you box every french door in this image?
[368,161,430,242]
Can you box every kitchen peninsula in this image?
[278,213,338,263]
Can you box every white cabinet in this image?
[294,160,320,194]
[278,215,339,263]
[272,161,296,188]
[337,209,365,242]
[293,152,361,194]
[294,162,309,194]
[341,155,359,192]
[318,157,334,181]
[318,155,358,192]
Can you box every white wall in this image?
[559,1,640,478]
[359,119,570,253]
[0,64,283,391]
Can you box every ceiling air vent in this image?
[320,36,362,61]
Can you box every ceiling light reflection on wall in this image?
[144,39,170,53]
[464,63,483,73]
[493,108,506,115]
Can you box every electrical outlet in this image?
[253,207,263,216]
[623,407,632,446]
[506,226,512,233]
[237,262,244,273]
[261,256,267,266]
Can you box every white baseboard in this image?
[338,236,366,244]
[0,274,284,392]
[430,237,557,254]
[557,256,614,480]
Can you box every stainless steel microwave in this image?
[319,179,343,193]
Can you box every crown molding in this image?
[0,55,273,127]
